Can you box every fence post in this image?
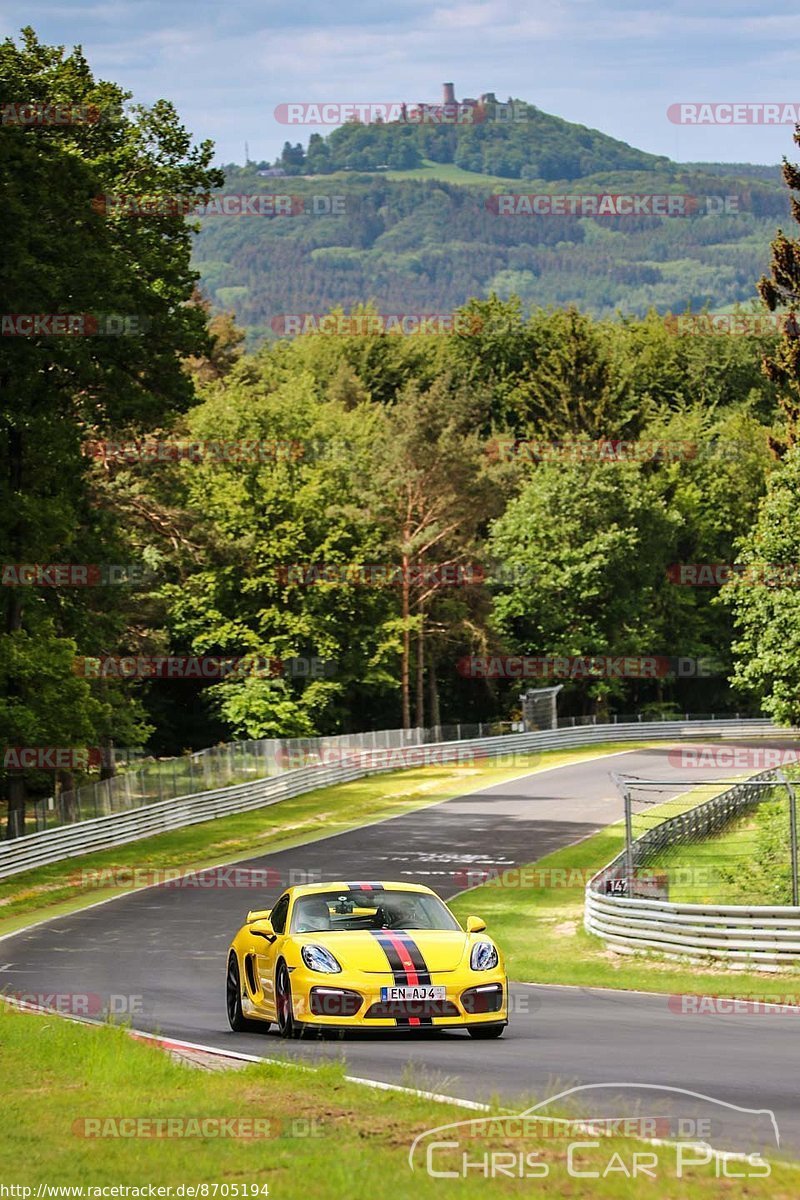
[778,769,799,906]
[623,783,634,894]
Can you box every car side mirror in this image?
[250,918,276,942]
[466,915,487,933]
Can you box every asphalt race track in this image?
[4,742,800,1155]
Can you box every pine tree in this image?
[758,127,800,452]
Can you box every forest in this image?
[3,28,800,835]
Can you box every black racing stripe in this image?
[394,933,434,1026]
[370,930,410,1026]
[394,933,432,984]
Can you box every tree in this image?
[724,445,800,723]
[758,125,800,452]
[152,367,400,739]
[369,379,496,727]
[0,28,221,833]
[183,291,246,383]
[488,460,683,715]
[280,141,305,172]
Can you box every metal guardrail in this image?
[0,716,778,880]
[585,764,800,964]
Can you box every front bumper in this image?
[288,967,509,1029]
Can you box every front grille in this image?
[461,984,504,1014]
[309,987,362,1017]
[365,1000,460,1019]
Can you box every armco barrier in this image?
[0,717,779,880]
[585,762,800,964]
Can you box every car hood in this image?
[297,929,473,974]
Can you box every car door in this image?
[254,892,290,1017]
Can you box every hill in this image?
[195,93,790,344]
[271,93,669,181]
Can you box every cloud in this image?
[2,1,796,162]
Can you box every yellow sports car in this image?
[226,880,508,1038]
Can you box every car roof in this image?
[283,881,439,899]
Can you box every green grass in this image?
[381,159,515,187]
[0,742,648,939]
[647,809,763,904]
[2,1002,796,1195]
[626,770,796,904]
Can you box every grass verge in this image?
[648,808,764,904]
[0,742,648,939]
[1,1002,795,1196]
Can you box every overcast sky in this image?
[3,0,799,166]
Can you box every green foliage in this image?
[194,170,789,341]
[0,29,221,827]
[299,102,667,181]
[725,446,800,722]
[718,796,792,903]
[4,31,798,827]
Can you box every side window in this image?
[270,894,290,935]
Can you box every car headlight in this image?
[301,944,342,973]
[470,941,499,971]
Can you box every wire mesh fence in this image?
[597,760,800,906]
[16,720,528,839]
[6,712,773,841]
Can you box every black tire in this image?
[275,960,305,1039]
[467,1022,506,1039]
[226,952,268,1033]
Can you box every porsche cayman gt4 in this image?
[226,881,508,1038]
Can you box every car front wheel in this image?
[275,961,305,1039]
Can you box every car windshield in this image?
[290,889,461,934]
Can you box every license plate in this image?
[380,985,446,1002]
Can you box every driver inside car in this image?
[293,896,332,933]
[375,897,421,929]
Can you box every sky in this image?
[2,0,799,167]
